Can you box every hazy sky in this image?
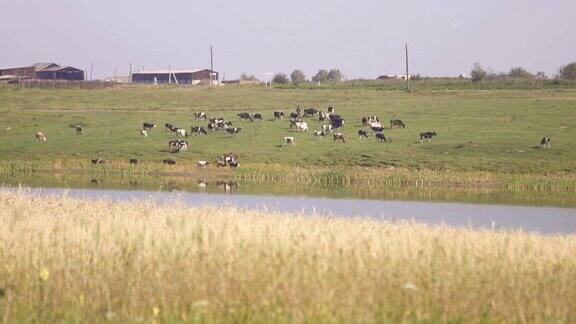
[1,0,575,79]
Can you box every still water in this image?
[7,186,576,235]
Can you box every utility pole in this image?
[90,62,94,81]
[129,63,132,83]
[210,44,214,86]
[168,65,172,84]
[405,43,410,92]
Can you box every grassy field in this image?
[0,191,574,322]
[0,85,575,174]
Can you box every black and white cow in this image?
[419,132,437,142]
[226,127,241,135]
[75,125,84,135]
[358,129,368,138]
[303,108,318,117]
[197,160,210,168]
[165,123,177,132]
[540,137,551,148]
[274,110,285,119]
[371,126,384,133]
[375,132,387,142]
[333,133,346,143]
[313,130,326,139]
[282,136,295,146]
[91,158,105,164]
[329,114,345,129]
[168,139,188,152]
[129,158,138,165]
[390,119,406,128]
[163,159,176,165]
[143,122,156,130]
[194,112,207,120]
[290,112,300,119]
[238,112,253,121]
[318,111,328,121]
[253,113,263,120]
[327,106,335,114]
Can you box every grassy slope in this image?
[0,85,575,172]
[0,191,575,322]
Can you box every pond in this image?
[2,172,575,235]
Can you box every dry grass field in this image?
[0,191,575,322]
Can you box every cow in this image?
[329,114,345,129]
[194,112,207,120]
[35,131,47,142]
[219,153,237,163]
[176,129,187,137]
[303,108,318,117]
[238,112,253,121]
[143,122,156,130]
[216,160,227,168]
[75,125,84,135]
[295,121,308,132]
[358,129,368,138]
[253,113,263,120]
[228,161,239,169]
[419,131,437,142]
[290,117,303,128]
[327,106,335,114]
[282,136,295,146]
[290,112,300,119]
[129,158,138,165]
[313,130,326,139]
[169,139,188,152]
[371,126,384,133]
[318,111,328,121]
[274,110,285,119]
[91,158,105,164]
[195,126,208,135]
[375,132,387,142]
[226,127,241,135]
[162,159,176,165]
[197,160,210,168]
[322,124,333,133]
[333,133,346,143]
[165,123,176,132]
[390,119,406,128]
[207,123,216,131]
[540,137,551,148]
[140,130,149,137]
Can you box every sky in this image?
[0,0,575,80]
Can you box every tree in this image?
[272,73,289,84]
[290,70,306,84]
[240,73,259,81]
[535,71,547,79]
[470,62,488,82]
[508,67,534,79]
[558,62,576,79]
[312,69,329,83]
[327,69,343,82]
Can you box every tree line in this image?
[471,62,576,82]
[269,69,344,85]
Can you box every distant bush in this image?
[240,73,259,82]
[272,73,289,84]
[558,62,576,79]
[312,69,329,83]
[470,62,488,82]
[327,69,343,82]
[508,67,534,79]
[290,70,306,84]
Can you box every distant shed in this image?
[132,69,218,85]
[0,63,83,80]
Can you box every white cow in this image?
[140,130,148,138]
[295,122,308,132]
[282,136,295,147]
[176,129,187,137]
[322,124,333,132]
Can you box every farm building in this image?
[0,63,84,81]
[376,74,411,80]
[131,69,218,85]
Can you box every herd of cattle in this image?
[33,105,552,168]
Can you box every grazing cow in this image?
[215,160,227,168]
[274,110,285,119]
[35,131,47,142]
[91,158,105,164]
[176,128,187,137]
[327,106,335,114]
[219,153,237,163]
[143,122,156,130]
[253,113,263,120]
[228,161,239,169]
[358,129,368,138]
[289,117,303,127]
[226,127,241,135]
[390,119,405,128]
[196,126,208,135]
[375,132,387,142]
[238,112,253,121]
[540,137,551,148]
[295,121,308,132]
[194,112,207,120]
[290,112,300,119]
[197,160,210,168]
[363,116,379,126]
[333,133,346,143]
[129,158,138,165]
[303,108,318,117]
[162,159,176,165]
[140,130,149,138]
[191,126,201,133]
[318,111,328,121]
[371,126,384,133]
[313,130,326,139]
[322,124,333,133]
[169,139,188,152]
[207,123,216,131]
[75,125,84,135]
[165,123,176,132]
[419,131,437,142]
[282,136,295,146]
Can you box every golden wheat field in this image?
[0,191,575,323]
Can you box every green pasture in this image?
[0,85,575,172]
